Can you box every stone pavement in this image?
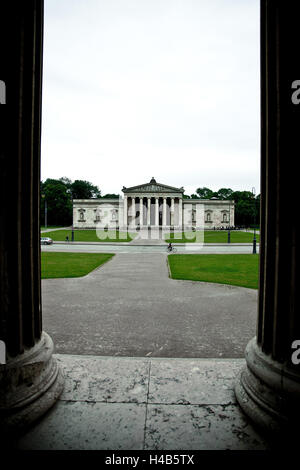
[41,226,71,233]
[42,242,259,254]
[15,355,270,450]
[42,253,257,357]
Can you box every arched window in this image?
[78,209,85,222]
[206,211,212,222]
[94,209,101,222]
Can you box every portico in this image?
[123,193,182,227]
[123,179,184,228]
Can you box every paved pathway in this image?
[42,253,257,357]
[41,226,71,233]
[42,242,259,254]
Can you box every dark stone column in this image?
[235,0,300,436]
[0,1,64,434]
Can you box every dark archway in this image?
[0,0,299,440]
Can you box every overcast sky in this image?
[41,0,260,196]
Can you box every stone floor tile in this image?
[18,400,146,450]
[144,404,269,450]
[55,354,150,403]
[148,359,245,405]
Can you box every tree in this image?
[252,194,260,228]
[59,177,72,195]
[195,187,214,199]
[40,177,102,226]
[102,194,120,199]
[59,177,72,188]
[40,178,73,226]
[71,180,101,199]
[231,191,260,227]
[215,188,233,200]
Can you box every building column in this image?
[155,198,159,226]
[162,197,167,226]
[123,195,128,227]
[140,197,144,226]
[0,1,64,435]
[170,198,175,226]
[178,198,183,228]
[235,0,300,438]
[174,198,179,226]
[130,197,135,227]
[147,198,151,225]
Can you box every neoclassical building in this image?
[73,178,235,229]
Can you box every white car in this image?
[41,237,53,245]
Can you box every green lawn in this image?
[41,252,114,279]
[168,254,259,289]
[41,229,137,242]
[40,225,64,231]
[166,230,260,243]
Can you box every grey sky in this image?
[41,0,260,196]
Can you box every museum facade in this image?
[73,178,235,229]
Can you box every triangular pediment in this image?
[122,179,184,194]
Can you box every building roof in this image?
[122,177,184,194]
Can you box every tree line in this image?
[40,177,119,226]
[40,178,260,227]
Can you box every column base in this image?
[235,337,300,437]
[0,331,64,435]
